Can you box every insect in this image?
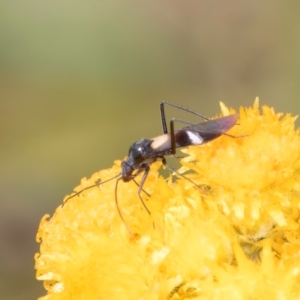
[64,101,239,233]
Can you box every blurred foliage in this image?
[1,1,300,299]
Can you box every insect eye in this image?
[121,161,134,182]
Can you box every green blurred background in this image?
[1,1,300,299]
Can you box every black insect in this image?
[65,101,239,233]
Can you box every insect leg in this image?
[160,101,210,124]
[170,117,177,155]
[115,177,133,235]
[133,179,151,197]
[136,166,151,215]
[222,132,248,139]
[114,168,151,235]
[160,102,197,135]
[160,101,169,134]
[162,158,206,194]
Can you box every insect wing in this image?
[176,114,238,146]
[190,113,237,133]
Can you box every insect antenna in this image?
[63,172,121,206]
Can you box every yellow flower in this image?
[35,99,300,299]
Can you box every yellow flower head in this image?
[35,99,300,299]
